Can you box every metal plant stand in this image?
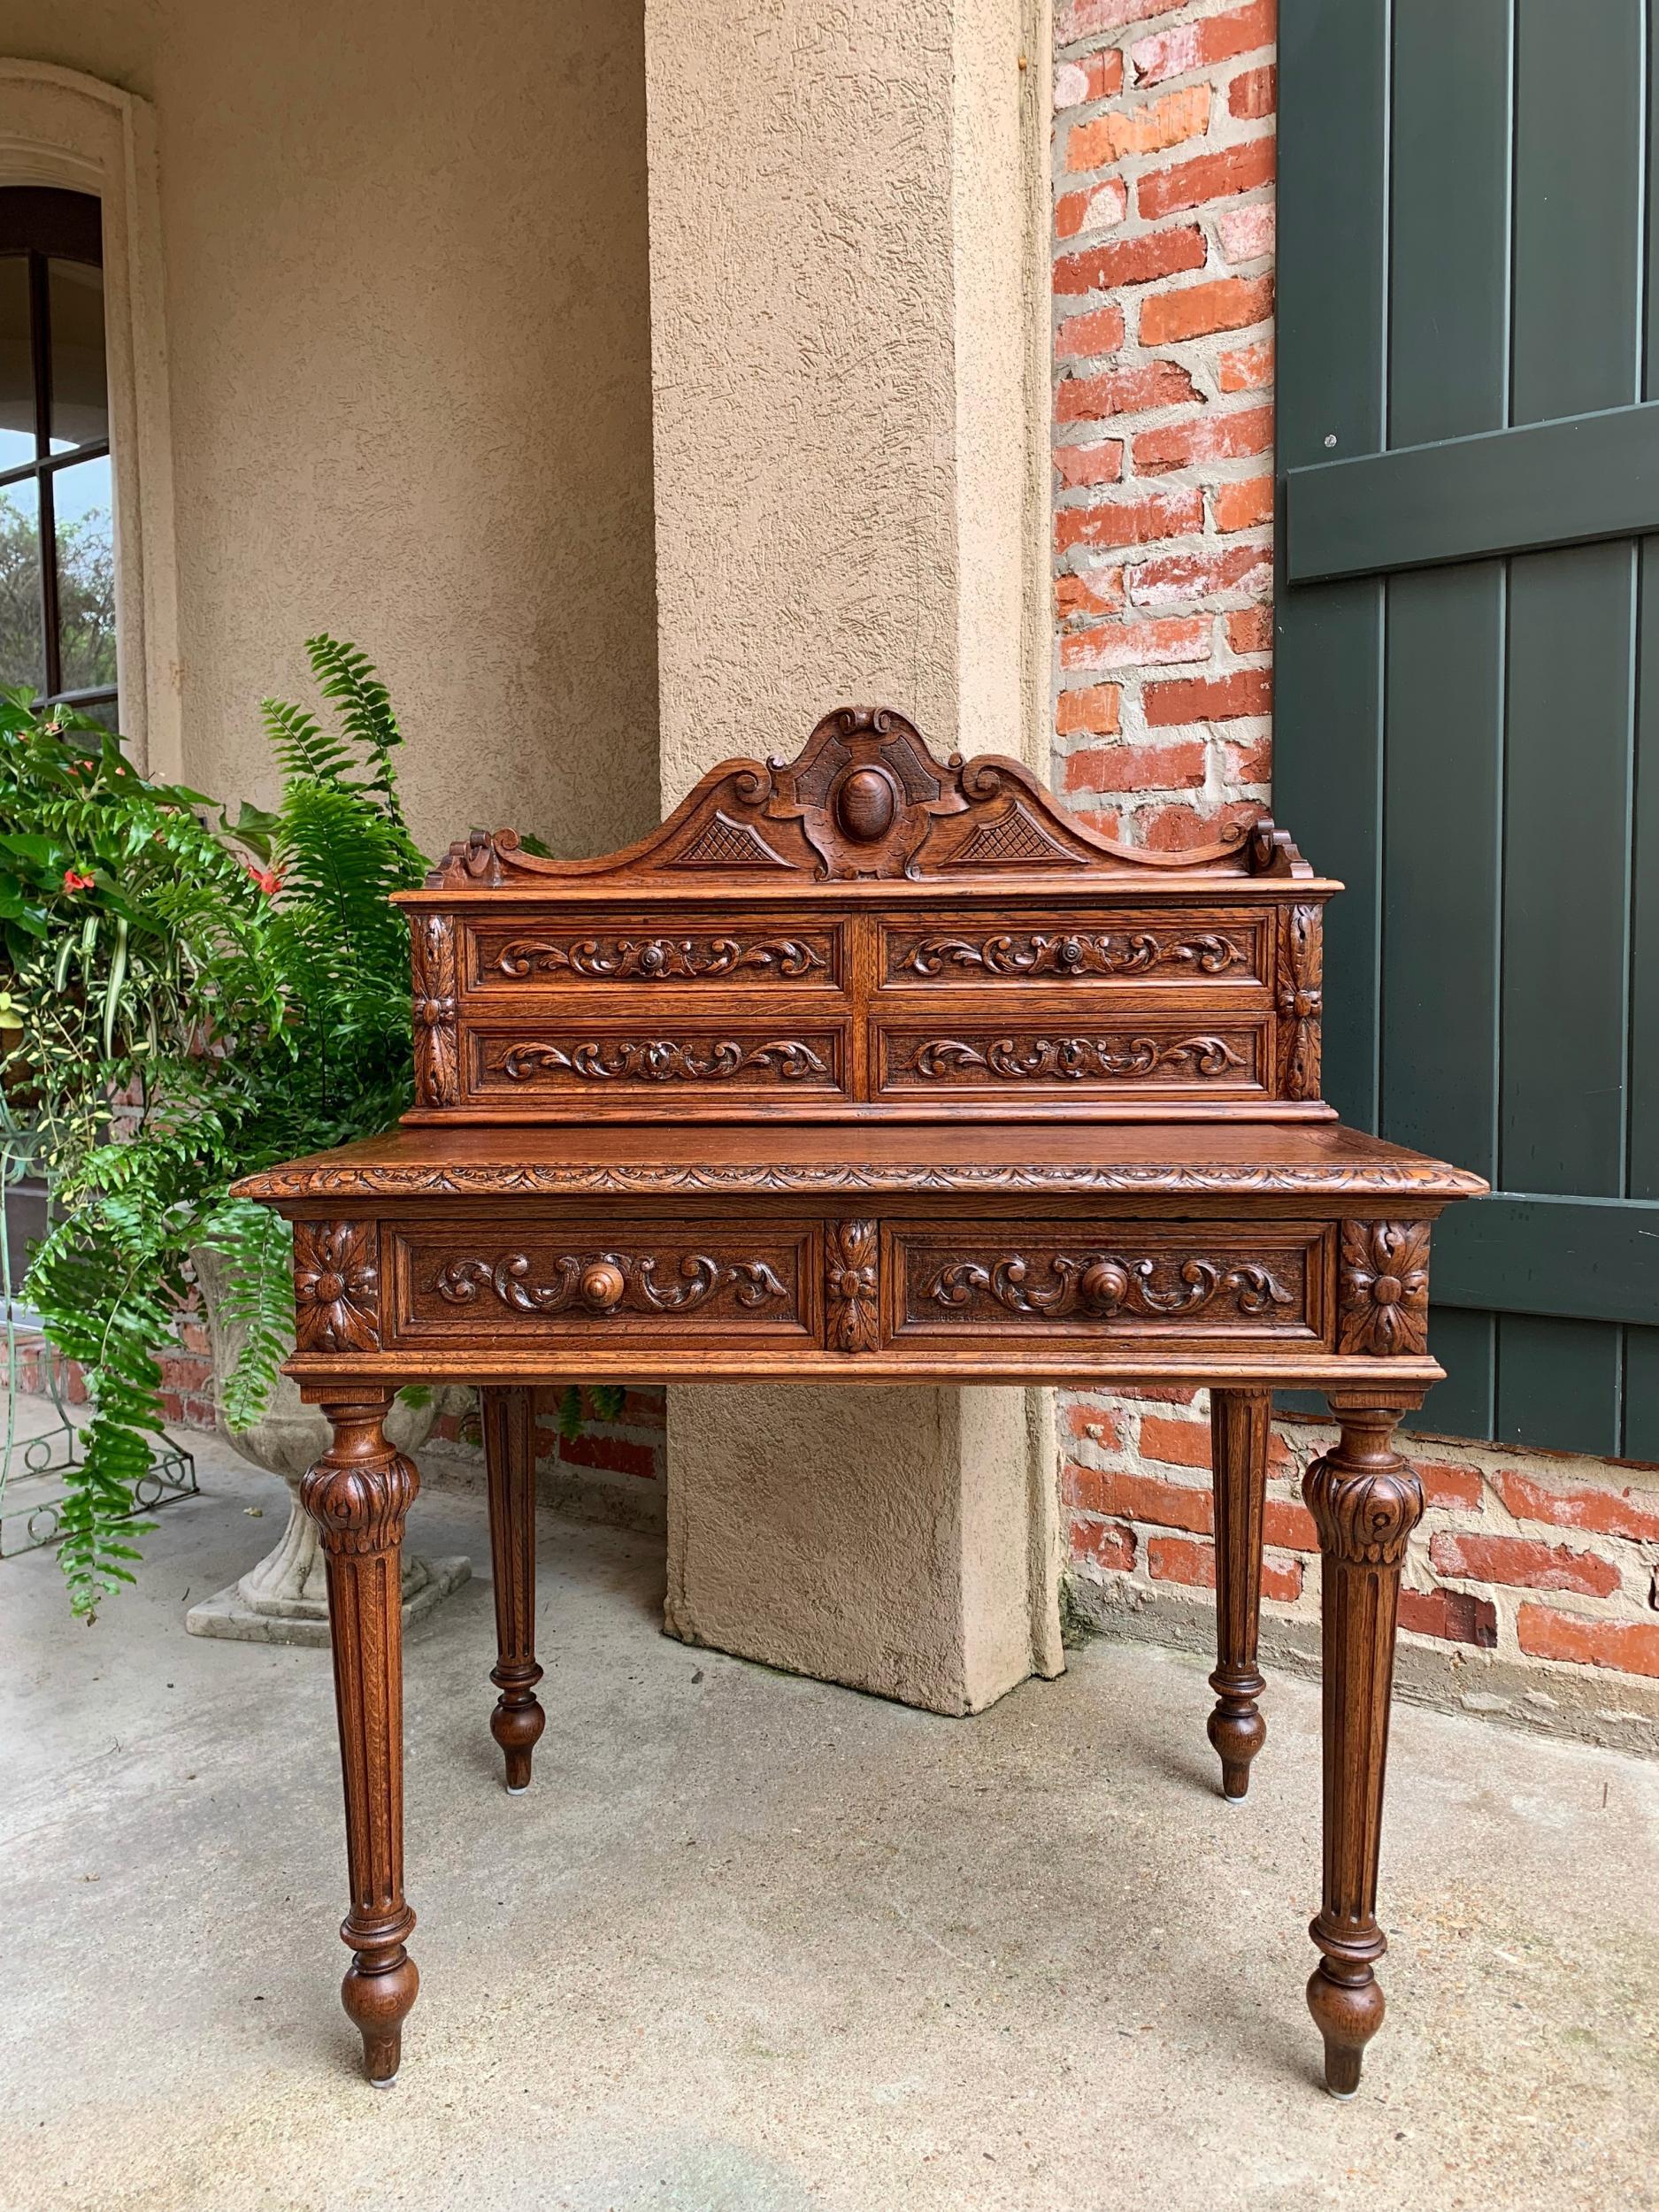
[1,1140,199,1561]
[0,1336,199,1559]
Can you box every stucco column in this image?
[642,0,1061,1714]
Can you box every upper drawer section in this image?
[400,706,1335,1119]
[880,908,1271,990]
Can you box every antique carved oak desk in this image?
[235,709,1483,2100]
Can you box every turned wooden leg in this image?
[1302,1397,1425,2099]
[1208,1386,1270,1801]
[482,1386,545,1793]
[301,1393,420,2086]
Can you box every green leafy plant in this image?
[0,637,627,1618]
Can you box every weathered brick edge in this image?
[1052,0,1276,848]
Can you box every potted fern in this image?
[2,638,460,1617]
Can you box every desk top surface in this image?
[236,1118,1485,1206]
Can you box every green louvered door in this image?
[1276,0,1659,1453]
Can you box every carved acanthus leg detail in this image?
[1208,1388,1270,1801]
[300,1394,420,2086]
[482,1386,545,1793]
[1302,1401,1425,2099]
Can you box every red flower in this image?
[61,868,96,893]
[244,862,283,897]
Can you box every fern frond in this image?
[259,695,352,787]
[304,634,407,825]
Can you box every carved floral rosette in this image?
[293,1221,381,1353]
[826,1220,879,1353]
[1337,1221,1430,1356]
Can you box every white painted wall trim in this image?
[0,60,180,778]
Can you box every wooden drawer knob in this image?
[579,1261,626,1314]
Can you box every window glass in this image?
[0,474,43,694]
[47,258,107,453]
[0,257,33,472]
[53,452,115,694]
[0,189,115,721]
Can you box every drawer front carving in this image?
[466,1026,847,1101]
[875,1024,1264,1098]
[391,1227,817,1341]
[890,1220,1325,1344]
[881,910,1269,987]
[467,924,841,990]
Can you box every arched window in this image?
[0,186,116,728]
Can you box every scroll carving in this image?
[902,1034,1247,1082]
[926,1254,1294,1323]
[293,1221,381,1353]
[1276,903,1324,1101]
[898,931,1248,980]
[492,934,828,983]
[490,1039,832,1084]
[826,1220,879,1352]
[432,1249,789,1317]
[410,913,460,1108]
[1337,1221,1431,1356]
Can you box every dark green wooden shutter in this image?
[1277,0,1659,1454]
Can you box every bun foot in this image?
[342,1944,419,2088]
[1206,1698,1265,1801]
[490,1690,546,1793]
[1307,1958,1384,2098]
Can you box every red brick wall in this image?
[1048,0,1659,1719]
[1052,0,1274,847]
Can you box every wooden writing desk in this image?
[236,709,1484,2099]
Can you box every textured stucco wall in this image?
[0,0,658,859]
[646,0,1061,1717]
[647,0,1048,787]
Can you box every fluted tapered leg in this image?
[482,1386,544,1793]
[301,1393,420,2086]
[1208,1386,1270,1800]
[1303,1396,1425,2098]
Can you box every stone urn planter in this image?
[183,1248,470,1646]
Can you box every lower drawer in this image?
[388,1222,818,1346]
[885,1218,1329,1349]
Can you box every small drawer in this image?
[466,918,844,992]
[389,1223,819,1344]
[887,1218,1327,1348]
[879,909,1270,989]
[873,1020,1267,1102]
[464,1023,849,1104]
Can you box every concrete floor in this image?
[2,1443,1657,2212]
